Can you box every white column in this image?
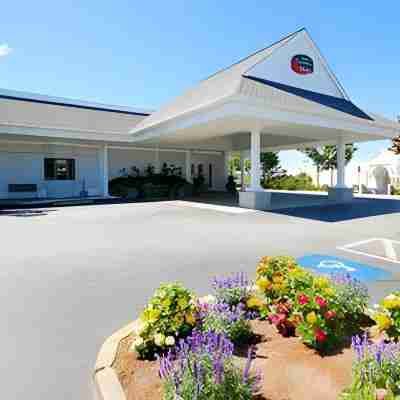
[101,144,109,196]
[336,137,346,188]
[154,147,160,173]
[185,150,192,183]
[224,151,232,179]
[250,130,262,191]
[240,151,245,191]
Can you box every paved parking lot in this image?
[2,200,400,400]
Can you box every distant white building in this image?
[360,150,400,194]
[303,150,400,194]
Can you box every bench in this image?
[8,184,38,193]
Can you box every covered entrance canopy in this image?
[130,28,399,209]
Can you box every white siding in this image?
[0,142,101,198]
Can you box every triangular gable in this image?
[243,75,373,120]
[244,29,347,99]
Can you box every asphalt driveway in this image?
[2,200,400,400]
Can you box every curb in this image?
[94,320,138,400]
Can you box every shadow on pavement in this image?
[0,209,56,217]
[271,198,400,222]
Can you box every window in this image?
[44,158,75,180]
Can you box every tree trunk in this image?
[316,166,320,188]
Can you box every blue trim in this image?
[0,94,151,117]
[243,75,373,121]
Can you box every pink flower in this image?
[314,328,327,343]
[324,310,336,319]
[298,294,309,305]
[376,389,388,400]
[269,313,286,326]
[315,296,327,308]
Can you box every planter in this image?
[94,319,354,400]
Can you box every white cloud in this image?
[0,44,12,57]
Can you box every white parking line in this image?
[338,237,400,265]
[171,201,256,214]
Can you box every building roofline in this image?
[0,88,153,117]
[201,27,306,82]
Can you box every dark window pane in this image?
[44,158,55,179]
[44,158,75,180]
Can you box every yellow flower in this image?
[178,298,188,309]
[375,313,393,331]
[382,294,400,310]
[162,298,172,308]
[149,309,161,322]
[256,277,271,291]
[142,308,161,323]
[246,296,264,309]
[314,276,330,289]
[272,273,284,284]
[288,268,307,279]
[323,287,336,297]
[185,313,196,325]
[174,315,184,326]
[306,311,317,325]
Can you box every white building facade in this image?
[0,90,226,199]
[0,28,398,208]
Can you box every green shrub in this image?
[262,173,318,191]
[132,283,197,359]
[211,272,250,307]
[331,274,370,331]
[198,302,253,346]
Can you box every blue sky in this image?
[1,1,398,170]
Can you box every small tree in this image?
[300,148,326,187]
[260,152,286,181]
[228,154,241,175]
[301,144,357,187]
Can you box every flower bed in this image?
[104,257,400,400]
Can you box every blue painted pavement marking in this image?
[296,254,391,282]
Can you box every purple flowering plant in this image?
[212,272,251,307]
[331,273,370,330]
[340,334,400,399]
[197,301,254,346]
[159,330,261,400]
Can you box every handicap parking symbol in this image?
[296,254,391,282]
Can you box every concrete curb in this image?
[94,320,139,400]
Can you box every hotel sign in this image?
[291,54,314,75]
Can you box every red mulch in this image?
[112,320,354,400]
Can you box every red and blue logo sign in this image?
[291,54,314,75]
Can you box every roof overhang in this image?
[130,94,399,151]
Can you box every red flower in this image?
[315,296,327,308]
[298,294,309,305]
[314,328,327,343]
[324,310,336,319]
[269,313,286,326]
